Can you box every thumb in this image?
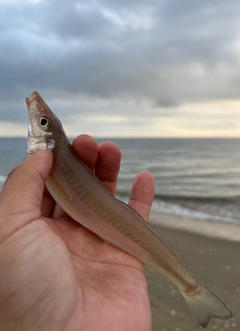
[0,151,52,242]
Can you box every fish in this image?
[26,91,232,328]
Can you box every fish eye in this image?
[40,117,51,129]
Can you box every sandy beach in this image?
[147,212,240,331]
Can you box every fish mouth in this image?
[26,91,50,119]
[25,91,41,111]
[29,91,41,101]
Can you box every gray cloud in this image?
[0,0,240,129]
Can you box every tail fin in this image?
[181,286,232,328]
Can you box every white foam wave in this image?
[105,194,240,226]
[152,200,238,224]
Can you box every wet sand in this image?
[147,212,240,331]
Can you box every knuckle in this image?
[6,164,21,181]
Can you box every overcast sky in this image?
[0,0,240,137]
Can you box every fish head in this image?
[26,91,64,153]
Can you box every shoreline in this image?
[150,210,240,242]
[147,212,239,330]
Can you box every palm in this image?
[45,219,151,331]
[0,135,154,331]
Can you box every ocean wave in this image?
[116,191,240,225]
[153,194,240,203]
[117,190,240,203]
[151,200,238,224]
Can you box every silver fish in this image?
[26,91,232,328]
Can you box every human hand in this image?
[0,135,154,331]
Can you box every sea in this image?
[0,137,240,225]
